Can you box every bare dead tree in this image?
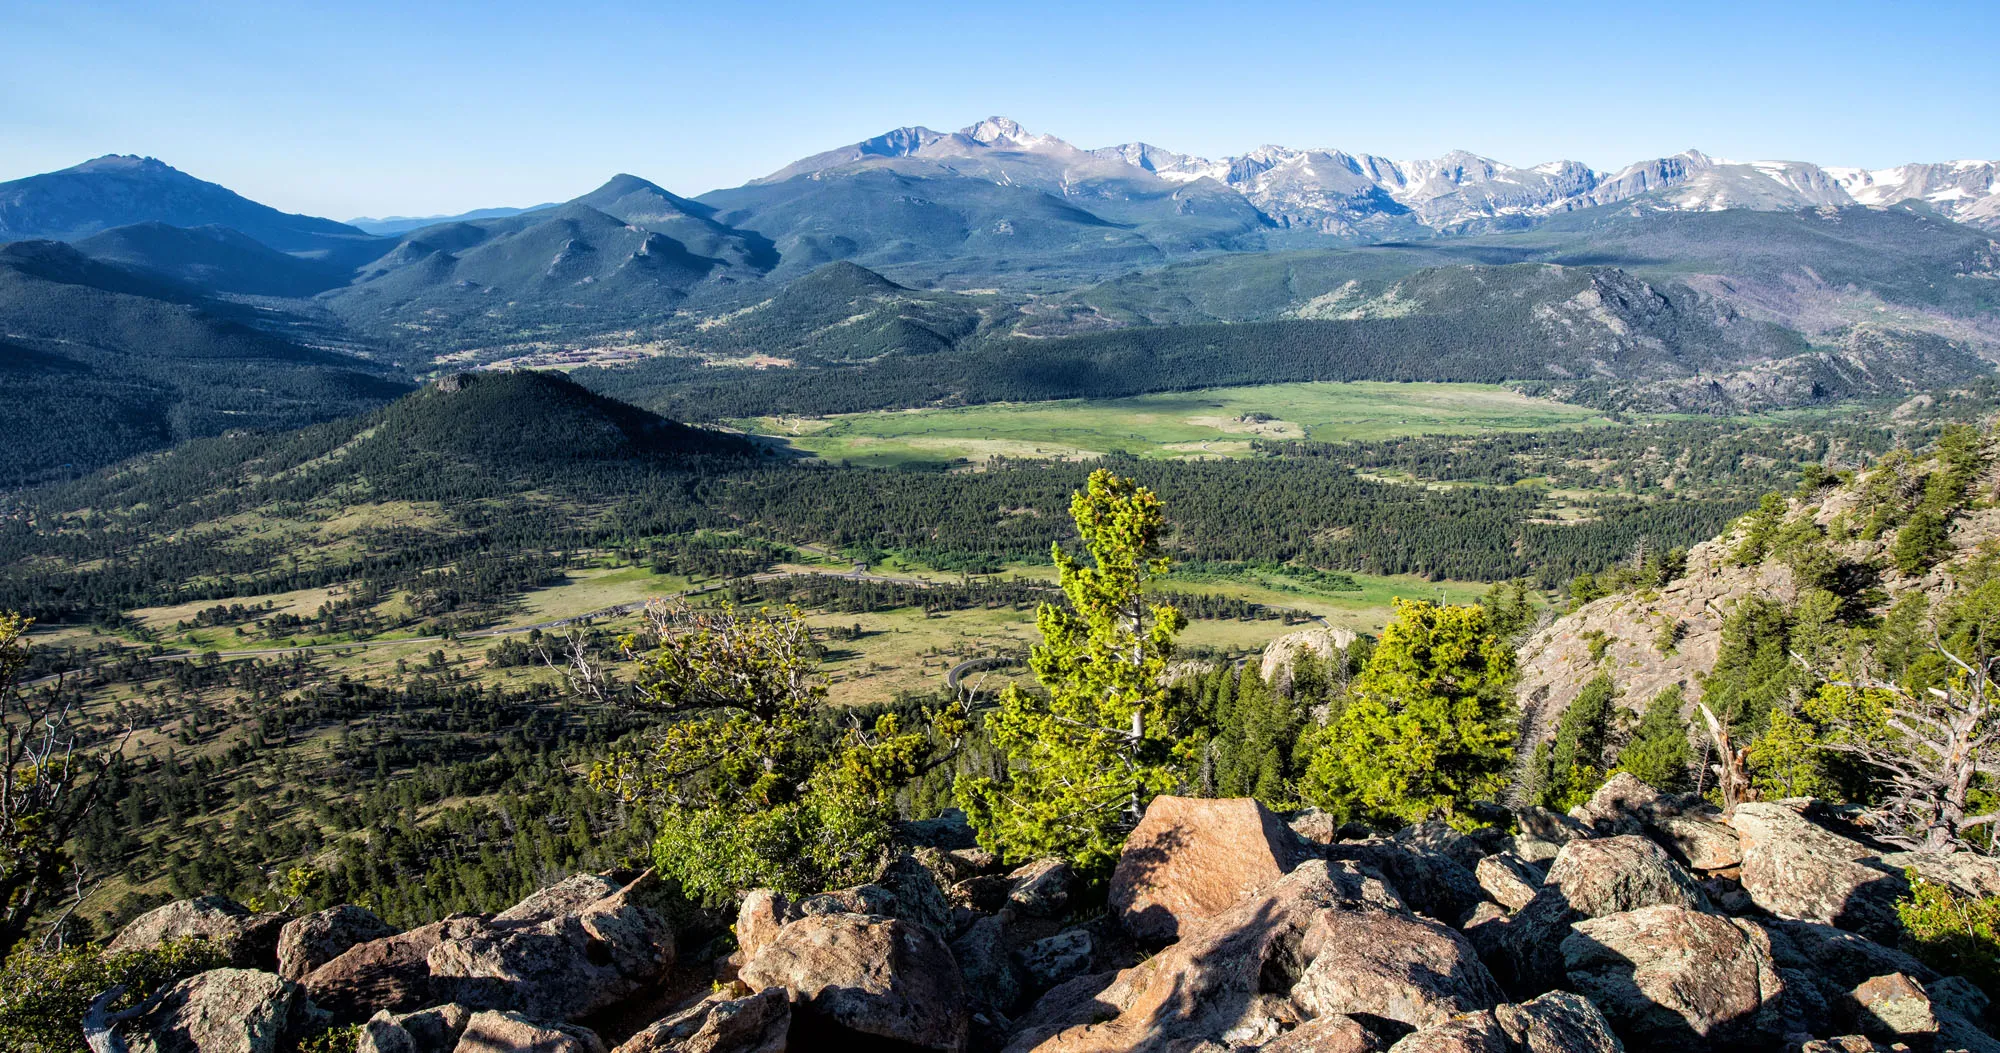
[0,613,126,958]
[1804,638,2000,853]
[535,628,618,707]
[1697,700,1754,816]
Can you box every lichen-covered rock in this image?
[429,872,676,1022]
[997,970,1130,1053]
[1569,772,1663,836]
[1108,795,1311,945]
[306,914,488,1023]
[951,913,1021,1015]
[1728,803,1907,942]
[108,896,289,971]
[1493,991,1622,1053]
[1016,929,1093,992]
[359,1004,473,1053]
[1564,905,1788,1048]
[739,911,968,1052]
[1851,972,1939,1043]
[1475,854,1543,912]
[1007,858,1075,918]
[279,905,398,981]
[1517,806,1593,847]
[451,1010,605,1053]
[1291,904,1505,1030]
[120,968,310,1053]
[1544,835,1708,918]
[791,883,898,919]
[610,988,789,1053]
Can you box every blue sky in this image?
[3,0,1995,220]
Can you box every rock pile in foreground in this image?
[104,779,2000,1052]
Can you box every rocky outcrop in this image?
[1007,858,1076,918]
[1107,795,1311,945]
[119,968,314,1053]
[738,911,969,1052]
[1492,991,1622,1053]
[1543,836,1708,918]
[108,896,289,972]
[428,872,676,1022]
[1474,855,1543,912]
[1260,625,1357,693]
[1326,839,1486,924]
[279,905,399,981]
[610,988,789,1053]
[1563,905,1788,1049]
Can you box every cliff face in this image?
[1514,445,2000,746]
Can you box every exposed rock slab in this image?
[120,968,309,1053]
[610,988,789,1053]
[279,904,398,981]
[1107,795,1311,945]
[739,911,969,1052]
[1728,803,1907,942]
[108,896,289,971]
[306,914,487,1023]
[452,1010,606,1053]
[1563,904,1788,1048]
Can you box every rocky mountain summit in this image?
[100,781,2000,1052]
[755,118,2000,236]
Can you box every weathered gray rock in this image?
[739,911,968,1052]
[108,896,289,971]
[452,1010,605,1053]
[429,872,676,1022]
[1564,904,1788,1048]
[1493,991,1623,1053]
[359,1004,473,1053]
[996,970,1129,1053]
[1885,849,2000,899]
[1728,803,1907,943]
[1007,858,1075,918]
[120,968,310,1053]
[1016,929,1094,992]
[1475,854,1543,912]
[899,807,980,850]
[305,914,487,1023]
[1518,806,1593,847]
[279,904,398,981]
[1108,795,1311,945]
[791,883,898,919]
[951,913,1021,1015]
[610,988,789,1053]
[1292,904,1505,1030]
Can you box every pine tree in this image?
[1299,600,1515,827]
[956,470,1192,873]
[1539,673,1616,809]
[1615,685,1693,792]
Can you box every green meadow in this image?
[736,381,1615,467]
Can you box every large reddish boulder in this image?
[305,914,488,1023]
[1291,905,1503,1030]
[1108,795,1312,945]
[117,968,315,1053]
[452,1010,605,1053]
[738,911,968,1052]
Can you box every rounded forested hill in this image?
[379,370,756,464]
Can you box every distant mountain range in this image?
[762,117,2000,236]
[0,119,1996,468]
